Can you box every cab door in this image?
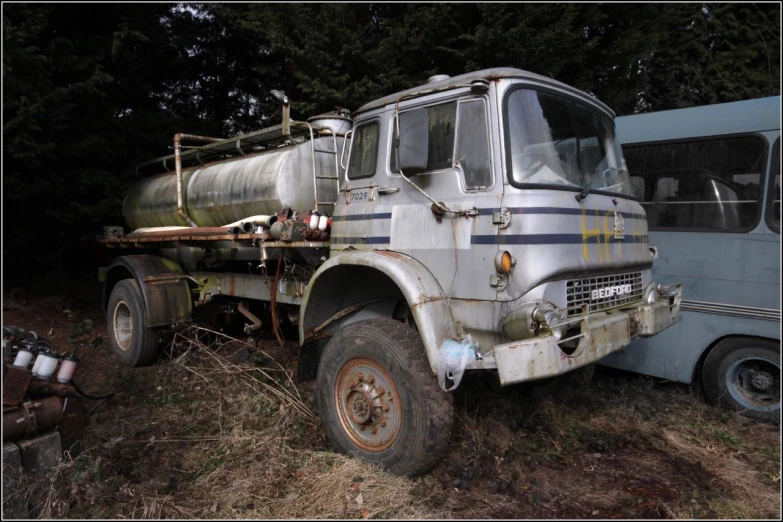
[330,118,383,250]
[373,94,501,301]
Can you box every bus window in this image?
[767,137,780,233]
[629,176,645,199]
[623,136,765,231]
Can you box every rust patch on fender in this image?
[411,294,446,308]
[374,250,408,260]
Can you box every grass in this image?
[30,326,449,519]
[6,304,779,520]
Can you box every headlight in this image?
[644,284,658,304]
[533,306,567,342]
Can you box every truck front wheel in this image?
[107,279,163,367]
[315,318,454,476]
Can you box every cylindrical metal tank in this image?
[123,133,347,230]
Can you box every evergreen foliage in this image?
[2,3,779,275]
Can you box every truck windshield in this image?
[506,88,634,197]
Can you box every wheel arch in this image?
[298,251,458,377]
[104,255,192,328]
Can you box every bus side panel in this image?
[600,311,780,383]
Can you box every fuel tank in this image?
[123,119,349,230]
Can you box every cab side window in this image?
[455,99,491,189]
[347,121,380,180]
[392,98,492,190]
[391,102,457,175]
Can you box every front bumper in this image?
[469,283,682,386]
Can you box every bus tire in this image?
[107,279,163,367]
[702,337,780,423]
[315,317,454,476]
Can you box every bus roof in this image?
[616,96,781,145]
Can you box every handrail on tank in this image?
[301,122,340,212]
[174,133,223,227]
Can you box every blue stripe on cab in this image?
[331,213,393,222]
[472,234,649,245]
[332,208,646,221]
[330,236,391,244]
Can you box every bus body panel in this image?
[601,97,781,384]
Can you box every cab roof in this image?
[353,67,615,117]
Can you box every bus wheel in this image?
[107,279,163,367]
[702,338,780,423]
[315,317,453,476]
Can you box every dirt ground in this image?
[2,281,780,519]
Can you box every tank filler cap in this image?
[427,74,451,84]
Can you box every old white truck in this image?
[99,68,681,475]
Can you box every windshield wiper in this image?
[575,186,591,202]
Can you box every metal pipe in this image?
[223,215,278,229]
[26,379,77,399]
[126,226,234,240]
[132,226,191,234]
[174,133,223,227]
[237,301,262,334]
[270,261,284,346]
[282,103,290,136]
[3,397,64,441]
[241,222,255,234]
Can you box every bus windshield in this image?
[506,88,634,197]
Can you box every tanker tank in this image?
[123,115,351,230]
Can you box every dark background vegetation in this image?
[2,2,780,285]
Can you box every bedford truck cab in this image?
[326,68,681,386]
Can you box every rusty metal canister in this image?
[3,396,64,441]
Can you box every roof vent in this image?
[427,74,451,84]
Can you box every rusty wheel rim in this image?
[113,300,133,351]
[334,357,402,452]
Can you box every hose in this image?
[70,379,116,401]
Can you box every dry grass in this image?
[31,326,445,519]
[6,296,779,519]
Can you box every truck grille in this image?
[566,271,643,317]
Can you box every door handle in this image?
[376,187,400,195]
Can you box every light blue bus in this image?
[600,96,780,421]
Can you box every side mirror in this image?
[270,89,289,105]
[395,108,428,173]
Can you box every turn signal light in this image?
[495,251,514,274]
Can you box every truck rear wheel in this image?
[315,317,453,476]
[702,338,780,423]
[107,279,163,367]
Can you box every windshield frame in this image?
[502,83,639,201]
